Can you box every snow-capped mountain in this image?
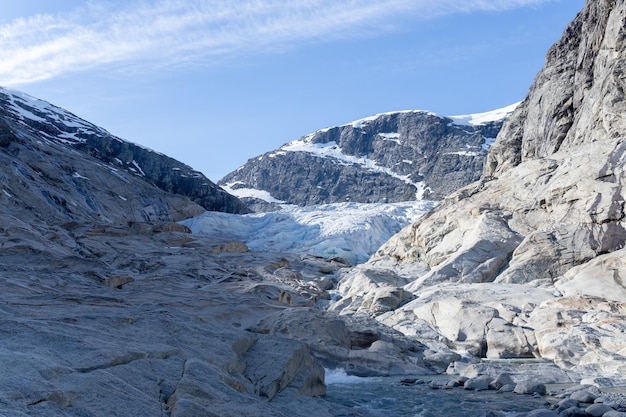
[219,104,518,209]
[0,86,247,217]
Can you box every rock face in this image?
[0,221,347,417]
[0,87,248,216]
[351,0,626,379]
[219,106,516,207]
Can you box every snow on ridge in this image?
[350,110,436,129]
[0,86,165,156]
[0,86,105,141]
[282,102,517,152]
[449,102,520,126]
[222,182,285,204]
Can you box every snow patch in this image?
[221,183,285,204]
[72,172,89,180]
[449,102,520,126]
[130,160,145,176]
[482,137,497,151]
[378,132,401,143]
[269,151,287,158]
[444,151,481,157]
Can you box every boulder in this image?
[569,389,599,404]
[243,336,326,400]
[514,381,547,395]
[585,404,615,417]
[463,375,492,391]
[486,317,536,359]
[250,308,430,377]
[409,297,498,356]
[491,372,515,390]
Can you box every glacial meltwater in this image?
[323,370,549,417]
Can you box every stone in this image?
[243,336,326,399]
[604,411,626,417]
[491,372,515,390]
[486,317,537,359]
[570,390,599,404]
[463,375,493,391]
[558,407,588,417]
[556,398,580,413]
[514,381,547,395]
[585,404,615,417]
[210,240,250,253]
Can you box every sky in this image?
[0,0,585,182]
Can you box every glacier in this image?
[181,201,435,264]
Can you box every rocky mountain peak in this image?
[220,104,516,209]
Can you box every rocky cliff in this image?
[0,87,248,218]
[219,106,515,208]
[341,0,626,381]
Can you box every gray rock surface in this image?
[220,108,514,207]
[353,0,626,380]
[0,220,359,416]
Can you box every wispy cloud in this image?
[0,0,557,86]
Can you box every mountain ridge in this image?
[0,86,248,218]
[219,104,517,209]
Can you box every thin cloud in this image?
[0,0,558,86]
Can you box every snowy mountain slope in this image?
[0,86,247,213]
[219,104,517,208]
[181,201,435,264]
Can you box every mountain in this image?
[0,86,248,222]
[219,105,517,209]
[333,0,626,381]
[4,1,626,415]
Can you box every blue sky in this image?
[1,0,585,181]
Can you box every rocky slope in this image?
[0,87,248,217]
[219,105,516,208]
[0,87,351,416]
[333,0,626,382]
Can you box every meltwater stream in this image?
[323,370,548,417]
